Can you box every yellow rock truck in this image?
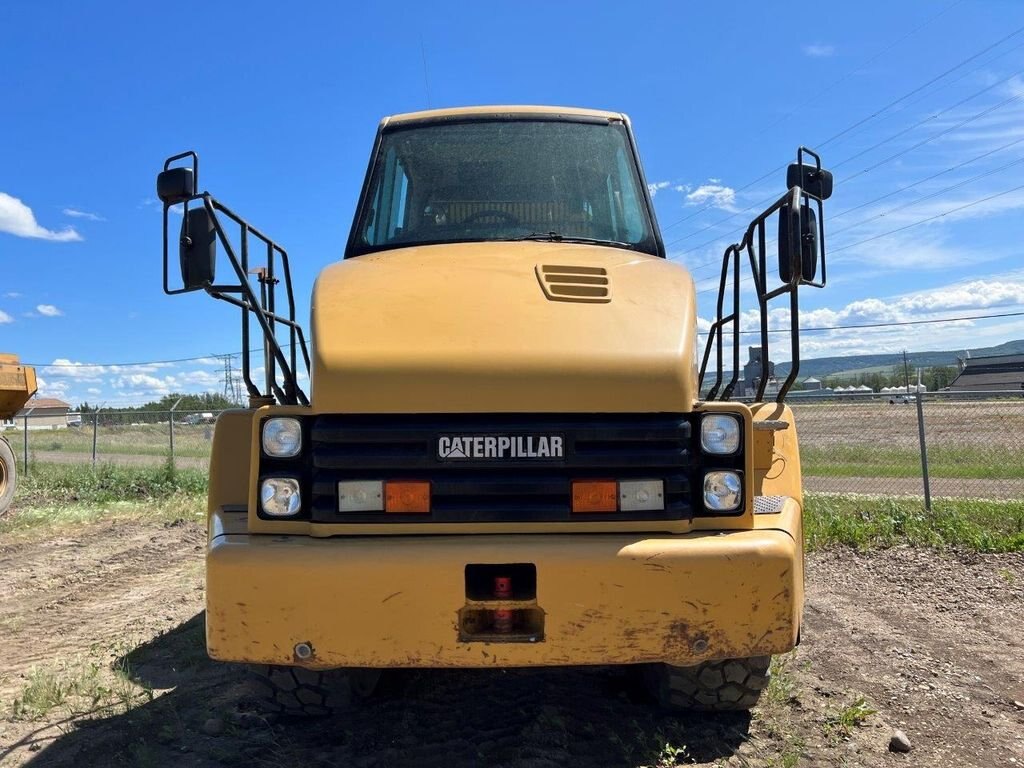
[0,354,37,515]
[156,106,833,715]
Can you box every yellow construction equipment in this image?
[156,106,833,715]
[0,354,37,515]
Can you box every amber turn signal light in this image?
[571,480,618,513]
[385,481,431,513]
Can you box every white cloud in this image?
[686,184,737,212]
[0,192,82,242]
[647,181,671,197]
[36,304,63,317]
[803,44,835,58]
[62,207,105,222]
[0,309,12,324]
[4,292,21,298]
[698,272,1024,365]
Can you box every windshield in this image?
[347,118,658,257]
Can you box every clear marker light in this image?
[261,477,301,516]
[262,417,302,458]
[703,471,742,512]
[619,479,665,512]
[701,414,741,454]
[338,480,385,512]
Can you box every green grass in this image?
[802,444,1024,479]
[2,461,206,536]
[823,696,877,741]
[8,644,155,721]
[21,422,213,459]
[16,460,207,504]
[804,493,1024,553]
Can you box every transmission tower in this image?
[213,353,242,405]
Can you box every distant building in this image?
[1,397,73,429]
[742,347,776,397]
[802,377,822,391]
[947,354,1024,392]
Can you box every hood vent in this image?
[536,264,611,303]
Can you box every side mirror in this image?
[778,201,818,284]
[786,163,833,201]
[179,207,216,290]
[157,167,195,205]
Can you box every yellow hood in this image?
[310,242,697,413]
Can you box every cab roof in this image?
[383,105,625,128]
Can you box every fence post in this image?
[169,398,183,470]
[22,409,32,476]
[915,390,931,510]
[92,411,99,467]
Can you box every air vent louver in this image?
[535,264,610,303]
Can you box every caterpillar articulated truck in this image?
[0,355,37,515]
[157,106,832,715]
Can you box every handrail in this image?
[159,152,310,406]
[698,147,830,404]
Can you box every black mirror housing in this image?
[778,202,818,284]
[786,163,833,201]
[179,207,216,291]
[158,167,196,205]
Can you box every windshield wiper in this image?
[507,231,630,247]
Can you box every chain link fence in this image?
[3,410,222,472]
[4,393,1023,502]
[792,390,1024,503]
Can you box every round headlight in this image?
[263,417,302,458]
[701,414,741,454]
[703,471,742,512]
[260,477,301,516]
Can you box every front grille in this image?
[309,414,696,523]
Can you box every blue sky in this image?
[2,1,1023,407]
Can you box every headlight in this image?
[263,417,302,457]
[703,471,742,512]
[701,414,741,454]
[260,477,301,516]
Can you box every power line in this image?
[748,1,965,141]
[829,133,1024,220]
[659,23,1024,234]
[835,88,1024,186]
[729,309,1024,335]
[670,67,1024,258]
[828,154,1024,239]
[829,181,1024,254]
[830,66,1024,173]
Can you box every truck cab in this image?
[157,105,832,715]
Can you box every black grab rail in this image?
[698,147,832,404]
[158,151,311,407]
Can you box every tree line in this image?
[75,393,238,425]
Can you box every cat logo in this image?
[438,435,564,460]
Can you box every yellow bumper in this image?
[206,505,802,668]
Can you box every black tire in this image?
[0,437,16,516]
[645,656,771,711]
[251,665,380,717]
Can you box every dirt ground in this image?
[1,519,1022,768]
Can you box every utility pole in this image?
[902,350,911,394]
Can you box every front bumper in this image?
[206,502,802,668]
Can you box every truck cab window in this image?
[350,119,658,257]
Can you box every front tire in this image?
[645,656,771,711]
[251,665,381,717]
[0,438,17,516]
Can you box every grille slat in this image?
[310,414,695,523]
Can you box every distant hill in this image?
[774,339,1024,381]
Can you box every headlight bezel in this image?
[703,470,743,513]
[700,414,742,455]
[262,416,303,458]
[259,475,303,517]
